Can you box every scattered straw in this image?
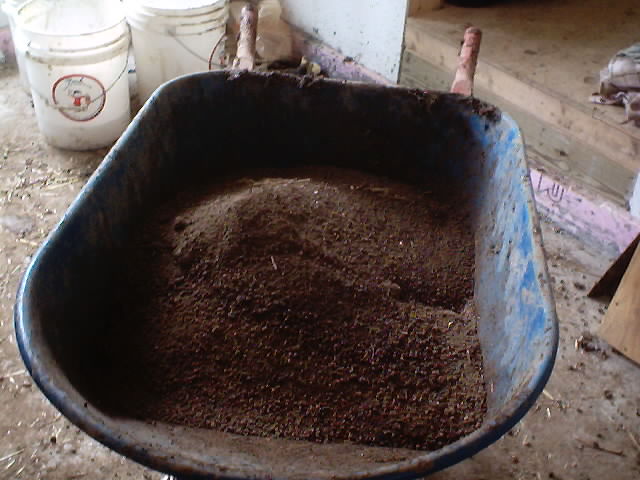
[628,431,640,451]
[43,181,77,190]
[17,238,38,247]
[0,449,24,463]
[542,389,555,401]
[578,439,624,457]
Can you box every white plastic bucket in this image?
[2,0,30,90]
[16,0,131,150]
[124,0,228,102]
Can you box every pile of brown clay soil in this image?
[89,166,486,451]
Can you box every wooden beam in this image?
[405,18,640,175]
[400,50,635,207]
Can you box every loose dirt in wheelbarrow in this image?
[86,166,487,451]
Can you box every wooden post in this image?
[599,240,640,364]
[233,4,257,71]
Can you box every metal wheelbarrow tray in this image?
[15,71,558,480]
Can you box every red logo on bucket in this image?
[52,74,107,122]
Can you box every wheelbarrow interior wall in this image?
[20,72,555,479]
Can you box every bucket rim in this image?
[126,14,227,36]
[1,0,27,12]
[123,0,227,16]
[123,3,228,25]
[25,31,130,64]
[15,0,128,39]
[125,5,228,36]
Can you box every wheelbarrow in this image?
[14,17,558,480]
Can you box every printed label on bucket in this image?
[52,74,106,122]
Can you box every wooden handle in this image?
[233,4,257,71]
[450,27,482,96]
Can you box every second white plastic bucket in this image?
[124,0,228,102]
[16,0,131,150]
[2,0,30,90]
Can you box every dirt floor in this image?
[1,59,640,480]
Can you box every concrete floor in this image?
[1,60,639,479]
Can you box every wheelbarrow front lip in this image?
[14,71,559,480]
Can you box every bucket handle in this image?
[450,27,482,96]
[208,33,227,70]
[167,28,227,70]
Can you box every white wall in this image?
[0,8,9,29]
[280,0,409,82]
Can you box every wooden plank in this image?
[408,0,443,16]
[589,234,640,299]
[400,51,635,207]
[405,17,640,174]
[528,163,640,257]
[599,241,640,364]
[406,1,640,129]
